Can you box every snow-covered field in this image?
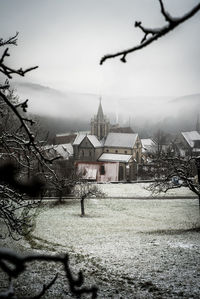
[96,182,196,198]
[1,196,199,298]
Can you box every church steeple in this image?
[97,97,104,121]
[91,97,110,140]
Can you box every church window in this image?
[100,165,105,175]
[136,151,139,162]
[89,150,92,157]
[82,150,84,157]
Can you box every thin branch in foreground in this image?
[100,1,200,64]
[0,249,98,298]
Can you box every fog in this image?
[14,81,200,138]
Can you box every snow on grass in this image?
[95,182,196,198]
[31,197,200,298]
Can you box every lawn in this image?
[27,197,200,298]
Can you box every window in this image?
[106,149,109,153]
[125,150,127,154]
[100,165,105,175]
[115,150,118,153]
[82,150,84,157]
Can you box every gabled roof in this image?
[73,134,85,145]
[141,138,156,153]
[55,143,73,157]
[181,131,200,148]
[41,143,73,159]
[104,133,138,148]
[73,134,102,148]
[98,153,132,163]
[87,135,102,148]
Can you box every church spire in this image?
[97,97,104,121]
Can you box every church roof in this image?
[73,134,85,145]
[98,153,132,163]
[87,135,102,148]
[73,134,102,148]
[104,133,138,148]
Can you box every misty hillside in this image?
[13,82,200,137]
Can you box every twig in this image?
[100,1,200,64]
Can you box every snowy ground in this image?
[96,182,196,198]
[1,196,199,298]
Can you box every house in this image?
[174,131,200,157]
[41,143,73,160]
[75,161,119,182]
[98,153,133,181]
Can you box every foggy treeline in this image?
[15,81,200,142]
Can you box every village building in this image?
[71,101,143,181]
[174,131,200,157]
[75,161,119,182]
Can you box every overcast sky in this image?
[1,0,200,98]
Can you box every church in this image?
[73,100,142,181]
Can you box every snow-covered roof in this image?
[73,134,86,145]
[141,138,156,153]
[41,143,73,159]
[54,143,73,157]
[87,135,102,148]
[73,134,102,148]
[181,131,200,148]
[98,153,132,163]
[104,133,138,148]
[56,133,73,137]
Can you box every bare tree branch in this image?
[100,1,200,64]
[0,249,98,298]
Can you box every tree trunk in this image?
[195,158,200,215]
[81,198,85,216]
[198,194,200,216]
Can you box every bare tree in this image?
[0,34,61,238]
[100,0,200,64]
[73,182,105,217]
[148,154,200,211]
[153,129,171,158]
[0,34,98,297]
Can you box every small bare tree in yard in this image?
[73,182,105,217]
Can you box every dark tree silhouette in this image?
[148,155,200,212]
[0,33,98,298]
